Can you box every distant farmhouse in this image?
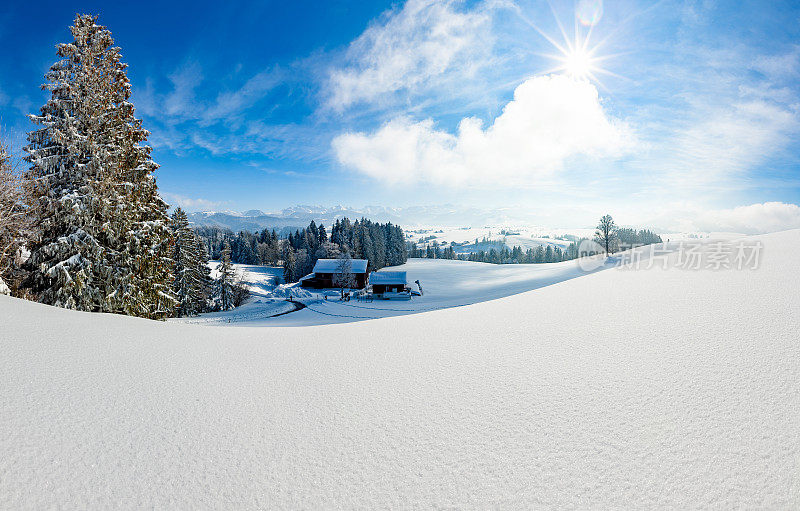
[300,259,369,289]
[369,271,408,297]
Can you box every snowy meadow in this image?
[2,230,799,508]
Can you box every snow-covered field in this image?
[406,226,588,252]
[2,230,799,508]
[406,226,749,253]
[180,255,619,326]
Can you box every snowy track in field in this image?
[175,297,300,325]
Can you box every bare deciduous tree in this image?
[0,134,30,293]
[333,253,356,299]
[594,214,618,254]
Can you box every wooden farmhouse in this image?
[299,259,369,289]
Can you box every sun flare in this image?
[563,48,593,78]
[518,1,622,88]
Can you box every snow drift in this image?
[1,230,799,508]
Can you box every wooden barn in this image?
[369,271,409,298]
[299,258,369,289]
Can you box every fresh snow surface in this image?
[312,258,368,273]
[2,230,799,508]
[369,270,407,284]
[407,226,583,252]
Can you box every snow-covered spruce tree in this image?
[23,15,115,310]
[194,236,213,312]
[215,241,236,311]
[23,14,175,317]
[91,15,175,319]
[170,207,211,316]
[282,244,296,283]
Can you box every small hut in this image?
[370,271,408,298]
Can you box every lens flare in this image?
[515,0,623,89]
[576,0,603,27]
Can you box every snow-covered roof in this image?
[370,271,407,285]
[313,258,368,274]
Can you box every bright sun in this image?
[518,2,621,88]
[563,48,593,78]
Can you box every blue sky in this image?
[1,0,799,230]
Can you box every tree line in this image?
[194,226,282,265]
[192,218,408,284]
[593,215,662,253]
[407,216,662,265]
[283,218,407,283]
[408,239,581,264]
[0,15,247,318]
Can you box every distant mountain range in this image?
[186,205,542,232]
[188,206,401,232]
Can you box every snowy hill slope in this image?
[1,230,799,508]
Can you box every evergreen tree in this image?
[357,222,374,267]
[216,241,236,311]
[194,237,213,312]
[331,219,343,246]
[370,221,386,269]
[282,244,296,284]
[23,14,175,317]
[307,220,319,249]
[23,15,114,310]
[170,208,209,317]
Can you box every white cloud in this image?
[202,67,284,123]
[750,46,800,79]
[634,45,800,194]
[161,192,223,212]
[137,64,283,126]
[164,62,203,117]
[332,74,635,186]
[669,98,798,183]
[133,63,290,157]
[692,202,800,234]
[187,121,324,161]
[327,0,495,110]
